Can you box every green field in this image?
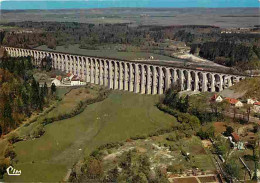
[35,44,175,61]
[4,91,176,182]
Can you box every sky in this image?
[0,0,259,10]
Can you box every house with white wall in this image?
[225,98,244,107]
[247,98,258,105]
[51,76,62,86]
[253,102,260,113]
[211,94,223,103]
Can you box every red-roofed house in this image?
[253,102,260,113]
[231,132,240,143]
[66,73,74,80]
[56,76,62,81]
[225,98,243,107]
[211,94,223,103]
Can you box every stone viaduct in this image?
[3,47,246,95]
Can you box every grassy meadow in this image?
[35,44,174,61]
[4,90,176,182]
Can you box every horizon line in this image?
[1,7,259,10]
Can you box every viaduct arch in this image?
[3,47,246,95]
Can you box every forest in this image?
[0,52,52,135]
[0,21,259,70]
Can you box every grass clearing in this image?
[13,86,100,138]
[4,91,176,182]
[46,87,97,117]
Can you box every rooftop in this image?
[231,132,240,142]
[225,97,239,105]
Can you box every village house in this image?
[253,102,260,113]
[67,73,74,80]
[51,76,62,86]
[225,98,243,107]
[247,98,258,105]
[71,75,80,86]
[211,94,223,103]
[231,132,239,143]
[228,132,244,150]
[71,75,86,86]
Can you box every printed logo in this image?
[6,166,21,176]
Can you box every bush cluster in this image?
[42,89,110,126]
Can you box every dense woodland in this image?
[0,53,52,135]
[0,21,260,70]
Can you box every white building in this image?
[247,98,258,105]
[225,98,244,107]
[253,102,260,113]
[51,78,61,86]
[211,94,223,103]
[70,75,86,86]
[235,101,244,108]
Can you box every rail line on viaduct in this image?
[3,46,246,95]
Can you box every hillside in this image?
[227,77,260,100]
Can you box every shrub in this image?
[243,154,259,161]
[30,125,45,138]
[166,134,176,141]
[224,160,240,179]
[167,165,177,173]
[169,144,178,151]
[0,158,10,179]
[97,142,123,151]
[4,146,16,159]
[197,130,210,140]
[82,157,103,179]
[8,133,21,144]
[176,132,185,140]
[90,150,101,159]
[130,135,147,140]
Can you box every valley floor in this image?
[3,89,176,182]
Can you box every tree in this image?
[244,104,253,123]
[43,82,48,97]
[197,125,215,139]
[132,172,148,183]
[31,78,39,109]
[178,96,189,113]
[51,83,56,95]
[138,155,150,177]
[154,168,169,183]
[3,100,12,120]
[189,115,200,131]
[219,100,230,115]
[232,106,237,121]
[83,157,103,179]
[105,167,119,182]
[41,56,52,71]
[224,126,234,136]
[163,87,179,109]
[224,160,240,179]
